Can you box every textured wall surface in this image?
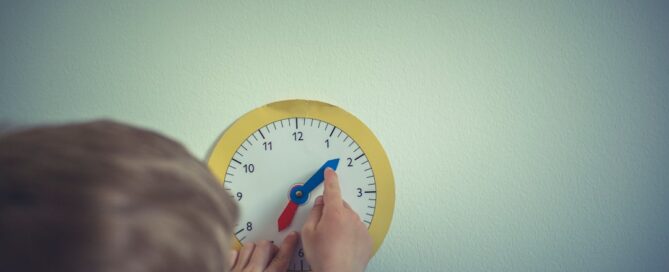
[2,1,668,271]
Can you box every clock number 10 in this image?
[243,164,255,173]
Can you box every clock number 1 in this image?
[325,139,330,148]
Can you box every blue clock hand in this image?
[289,158,339,205]
[278,158,340,231]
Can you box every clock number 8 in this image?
[246,222,253,231]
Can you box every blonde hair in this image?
[0,120,238,272]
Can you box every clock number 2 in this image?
[346,158,354,167]
[292,131,304,141]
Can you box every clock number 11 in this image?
[263,141,272,151]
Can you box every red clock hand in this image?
[277,201,299,231]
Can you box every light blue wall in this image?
[2,1,668,271]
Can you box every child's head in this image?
[0,120,238,272]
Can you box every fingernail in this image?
[315,195,324,205]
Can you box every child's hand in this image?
[301,168,373,272]
[229,232,298,272]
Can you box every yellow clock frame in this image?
[207,99,395,255]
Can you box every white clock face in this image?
[223,117,377,271]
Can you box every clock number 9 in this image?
[236,192,243,201]
[292,131,304,141]
[243,164,255,173]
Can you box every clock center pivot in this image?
[289,184,309,205]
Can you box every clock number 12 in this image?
[292,131,304,141]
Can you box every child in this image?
[0,121,372,272]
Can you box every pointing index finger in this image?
[323,167,343,208]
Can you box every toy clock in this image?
[207,99,394,271]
